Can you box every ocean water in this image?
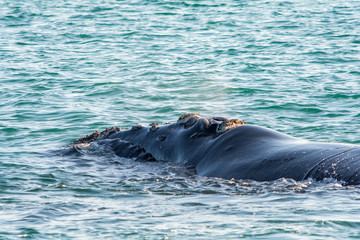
[1,0,360,239]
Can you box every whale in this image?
[72,113,360,185]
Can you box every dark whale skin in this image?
[75,114,360,185]
[197,125,360,184]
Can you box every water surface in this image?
[1,0,360,239]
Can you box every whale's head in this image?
[114,113,245,163]
[73,113,247,164]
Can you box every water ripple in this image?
[1,0,360,238]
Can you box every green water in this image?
[1,0,360,239]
